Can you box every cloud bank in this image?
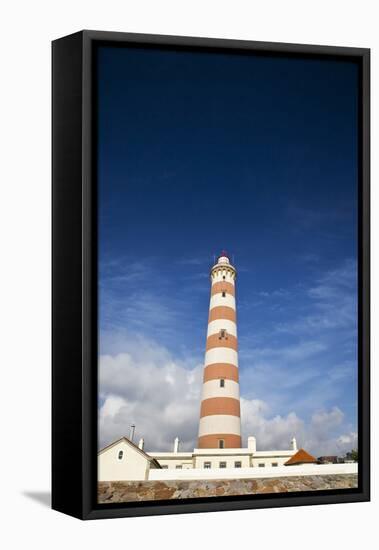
[99,332,357,456]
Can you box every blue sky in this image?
[97,45,358,455]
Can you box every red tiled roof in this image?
[285,448,317,465]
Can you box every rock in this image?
[98,474,358,504]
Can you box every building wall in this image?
[98,440,151,481]
[154,459,194,469]
[194,453,250,469]
[151,448,297,470]
[251,457,290,468]
[149,462,358,481]
[99,441,357,482]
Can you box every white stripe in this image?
[205,348,238,367]
[212,271,236,284]
[198,415,241,437]
[201,379,240,400]
[207,319,237,338]
[210,293,235,310]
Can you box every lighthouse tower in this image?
[198,252,242,449]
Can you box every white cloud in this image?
[99,333,203,450]
[99,332,357,457]
[241,398,304,450]
[250,340,327,361]
[240,401,355,456]
[276,259,357,335]
[336,432,358,449]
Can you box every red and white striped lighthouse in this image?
[197,252,242,449]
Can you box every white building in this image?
[149,435,297,470]
[98,435,299,481]
[98,437,161,481]
[98,435,358,482]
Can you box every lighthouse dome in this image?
[217,254,230,265]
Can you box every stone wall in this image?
[98,474,357,503]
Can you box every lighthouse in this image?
[99,250,305,478]
[197,252,242,449]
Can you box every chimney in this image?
[129,424,136,442]
[248,436,256,452]
[173,437,179,453]
[291,437,297,451]
[138,438,144,450]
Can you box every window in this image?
[219,329,227,340]
[222,291,226,297]
[218,439,225,449]
[204,462,211,469]
[219,461,227,468]
[223,275,226,280]
[272,462,278,467]
[234,461,242,468]
[220,378,225,388]
[258,463,265,468]
[161,465,168,469]
[117,450,124,460]
[175,465,182,469]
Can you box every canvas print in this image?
[97,45,359,504]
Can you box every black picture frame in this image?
[52,30,370,520]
